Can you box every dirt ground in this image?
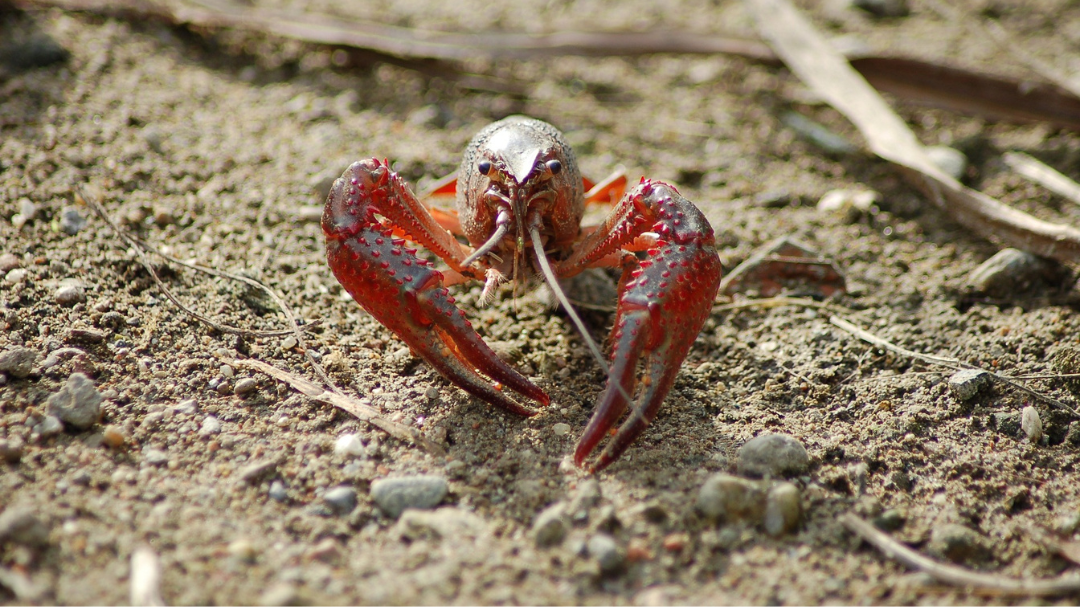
[3,0,1080,604]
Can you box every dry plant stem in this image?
[233,358,447,457]
[1003,152,1080,208]
[80,187,298,338]
[829,316,1080,418]
[129,545,165,607]
[713,296,851,316]
[840,513,1080,596]
[16,0,1080,129]
[745,0,1080,263]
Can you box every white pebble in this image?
[334,433,366,457]
[552,423,571,436]
[280,336,298,351]
[1022,406,1043,443]
[220,364,234,378]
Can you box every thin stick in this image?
[79,186,299,338]
[829,316,1080,418]
[233,358,446,457]
[713,295,852,316]
[16,0,1080,129]
[840,513,1080,596]
[1003,152,1080,208]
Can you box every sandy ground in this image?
[3,0,1080,604]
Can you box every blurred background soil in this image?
[3,0,1080,604]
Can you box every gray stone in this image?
[199,416,222,436]
[54,284,85,306]
[947,369,990,401]
[927,523,989,564]
[696,473,767,523]
[587,534,624,574]
[0,507,49,547]
[395,508,488,542]
[736,434,809,478]
[4,268,28,284]
[532,502,569,548]
[234,378,258,395]
[239,459,278,483]
[0,253,20,272]
[59,207,86,235]
[34,415,64,437]
[370,475,449,518]
[0,347,39,378]
[323,486,358,515]
[991,412,1021,437]
[965,248,1062,297]
[333,433,366,457]
[46,372,102,429]
[763,482,802,536]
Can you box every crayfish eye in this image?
[545,159,562,176]
[477,160,492,175]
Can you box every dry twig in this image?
[233,359,447,456]
[745,0,1080,263]
[1003,152,1080,208]
[15,0,1080,129]
[841,513,1080,596]
[829,315,1080,418]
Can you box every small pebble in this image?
[333,433,366,457]
[239,459,278,483]
[54,284,86,306]
[696,473,767,523]
[220,364,234,378]
[947,369,990,401]
[552,423,571,437]
[307,537,342,564]
[11,198,38,229]
[927,523,989,564]
[198,416,222,436]
[34,415,64,437]
[4,268,28,284]
[737,434,809,478]
[234,378,258,395]
[0,253,20,272]
[258,582,302,607]
[965,248,1063,297]
[174,399,198,415]
[152,207,174,227]
[874,509,906,532]
[0,437,25,462]
[280,336,298,351]
[425,386,440,400]
[0,347,40,378]
[925,146,967,180]
[268,480,288,502]
[817,188,878,222]
[763,482,802,536]
[46,372,102,429]
[370,475,449,519]
[532,502,569,548]
[143,448,169,466]
[587,534,624,574]
[227,538,258,563]
[1021,406,1043,443]
[0,507,50,547]
[59,208,86,235]
[295,206,324,223]
[323,486,358,515]
[102,425,126,448]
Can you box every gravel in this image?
[34,415,64,437]
[54,284,86,306]
[736,434,809,478]
[234,378,258,395]
[0,437,26,462]
[947,369,990,401]
[696,474,767,523]
[370,475,449,519]
[268,481,288,503]
[45,372,102,429]
[927,523,990,564]
[0,507,49,547]
[334,433,366,457]
[323,486,358,515]
[763,482,802,536]
[0,347,39,378]
[532,502,569,547]
[199,416,222,436]
[587,534,624,574]
[59,207,87,234]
